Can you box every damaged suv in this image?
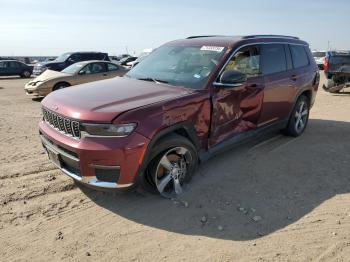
[39,35,319,198]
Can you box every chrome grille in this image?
[42,108,80,139]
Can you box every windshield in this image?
[61,62,85,74]
[312,52,326,58]
[55,53,71,62]
[126,45,227,89]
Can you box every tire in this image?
[141,134,198,198]
[53,82,70,91]
[283,95,310,137]
[21,71,31,78]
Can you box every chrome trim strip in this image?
[213,82,243,87]
[89,164,121,170]
[80,131,128,139]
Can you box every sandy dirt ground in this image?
[1,74,350,262]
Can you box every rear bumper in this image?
[39,121,150,190]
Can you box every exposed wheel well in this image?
[299,90,311,105]
[53,82,71,90]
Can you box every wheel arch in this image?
[138,122,200,174]
[53,81,71,90]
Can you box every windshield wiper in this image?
[137,77,169,84]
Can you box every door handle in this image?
[291,75,298,81]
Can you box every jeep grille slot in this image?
[42,108,80,139]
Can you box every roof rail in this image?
[186,35,223,39]
[242,35,299,40]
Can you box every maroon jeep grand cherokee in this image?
[39,35,319,198]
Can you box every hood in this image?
[29,70,70,83]
[42,77,194,122]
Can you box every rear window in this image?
[290,45,309,68]
[330,56,350,65]
[261,44,286,75]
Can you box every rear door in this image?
[258,44,295,126]
[106,63,127,77]
[210,45,265,146]
[9,61,22,75]
[75,62,107,85]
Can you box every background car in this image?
[130,48,153,68]
[0,60,33,78]
[25,60,127,96]
[312,50,326,69]
[33,51,110,76]
[322,50,350,93]
[118,56,137,67]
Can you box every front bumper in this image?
[39,120,150,190]
[24,84,49,97]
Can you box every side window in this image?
[261,44,287,75]
[290,45,309,68]
[223,45,260,78]
[9,61,20,68]
[107,63,119,71]
[70,54,81,62]
[80,63,105,75]
[0,62,6,68]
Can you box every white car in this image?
[312,51,326,69]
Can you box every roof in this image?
[168,35,308,48]
[73,60,115,65]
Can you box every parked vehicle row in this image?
[33,51,110,76]
[38,35,319,198]
[25,60,127,96]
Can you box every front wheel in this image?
[21,71,31,78]
[53,82,70,91]
[283,95,310,137]
[143,135,198,198]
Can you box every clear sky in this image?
[0,0,349,56]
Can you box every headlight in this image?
[34,81,44,86]
[81,123,137,137]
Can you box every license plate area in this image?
[46,147,61,167]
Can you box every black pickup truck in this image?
[323,51,350,93]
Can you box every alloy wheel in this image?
[154,147,192,198]
[294,100,308,133]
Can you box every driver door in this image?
[209,45,265,147]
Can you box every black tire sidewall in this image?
[54,83,69,91]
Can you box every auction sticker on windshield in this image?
[200,46,224,52]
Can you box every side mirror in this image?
[68,58,75,63]
[78,70,86,75]
[215,70,247,88]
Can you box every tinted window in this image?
[0,62,5,68]
[330,56,350,65]
[107,63,119,71]
[223,45,260,78]
[290,45,309,68]
[70,54,82,62]
[261,44,286,75]
[9,61,20,68]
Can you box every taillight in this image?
[324,57,329,72]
